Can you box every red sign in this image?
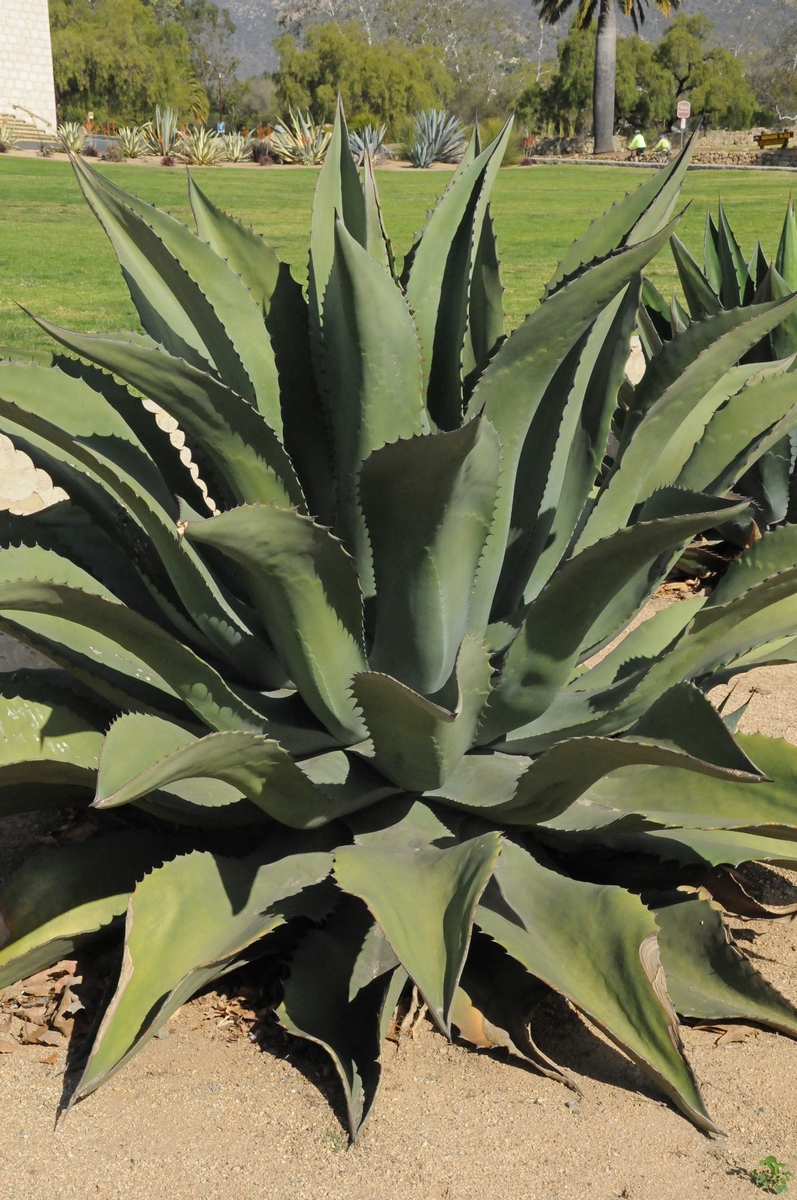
[677,100,691,119]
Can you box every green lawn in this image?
[1,156,794,351]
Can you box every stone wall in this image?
[0,0,57,134]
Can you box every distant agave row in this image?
[2,111,797,1140]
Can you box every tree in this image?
[50,0,198,123]
[654,15,756,130]
[531,0,682,153]
[270,0,526,119]
[274,21,453,132]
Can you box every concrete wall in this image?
[0,0,57,134]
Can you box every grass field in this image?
[1,156,795,351]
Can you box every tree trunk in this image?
[592,0,617,154]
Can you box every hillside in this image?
[225,0,788,81]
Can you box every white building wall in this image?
[0,0,57,133]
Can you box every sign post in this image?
[676,99,691,151]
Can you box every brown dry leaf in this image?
[21,1006,48,1025]
[36,1030,64,1047]
[694,1021,760,1046]
[40,1052,58,1065]
[0,1037,16,1054]
[21,1022,45,1044]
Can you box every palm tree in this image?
[534,0,680,153]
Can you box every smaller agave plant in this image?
[57,121,85,153]
[178,126,224,166]
[642,200,797,569]
[271,108,331,165]
[223,131,252,163]
[145,105,180,157]
[408,109,467,168]
[117,125,149,159]
[349,123,388,166]
[0,118,18,153]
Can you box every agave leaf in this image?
[187,173,281,311]
[679,372,797,496]
[768,265,797,360]
[334,799,502,1035]
[498,279,641,613]
[711,524,797,607]
[462,204,504,395]
[544,135,695,297]
[94,712,397,828]
[481,500,748,741]
[308,97,365,361]
[32,322,303,510]
[321,217,427,590]
[361,152,395,276]
[71,157,281,428]
[0,830,174,987]
[186,504,367,743]
[703,211,722,295]
[466,218,679,634]
[0,580,269,733]
[655,896,797,1035]
[776,197,797,288]
[669,235,722,321]
[716,200,751,308]
[75,841,335,1100]
[579,295,797,547]
[0,671,105,814]
[352,637,493,791]
[403,118,514,429]
[277,896,405,1140]
[360,418,500,695]
[569,597,704,692]
[585,732,797,828]
[476,839,718,1132]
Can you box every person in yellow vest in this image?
[652,132,672,157]
[628,129,646,161]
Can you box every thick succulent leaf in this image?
[94,712,397,829]
[655,896,797,1035]
[0,580,268,733]
[0,830,174,987]
[465,218,678,634]
[503,280,641,612]
[0,365,281,681]
[403,119,513,429]
[544,136,695,297]
[74,840,335,1100]
[703,211,722,295]
[678,371,797,496]
[585,732,797,828]
[710,524,797,608]
[669,234,721,320]
[776,197,797,288]
[481,500,748,741]
[433,683,761,823]
[462,205,505,394]
[334,799,501,1036]
[360,418,500,694]
[580,295,797,546]
[309,97,366,338]
[716,200,750,308]
[352,637,493,791]
[187,173,280,311]
[186,505,367,743]
[277,896,406,1140]
[321,217,427,591]
[568,597,704,693]
[768,264,797,359]
[0,669,104,813]
[476,839,717,1132]
[71,157,280,427]
[361,152,395,276]
[33,322,303,510]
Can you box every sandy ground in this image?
[2,644,797,1200]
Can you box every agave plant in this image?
[349,123,388,166]
[271,109,331,165]
[408,109,467,168]
[642,200,797,564]
[3,110,797,1142]
[223,131,252,163]
[178,126,224,166]
[0,118,18,153]
[117,125,149,159]
[145,105,180,157]
[57,121,86,153]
